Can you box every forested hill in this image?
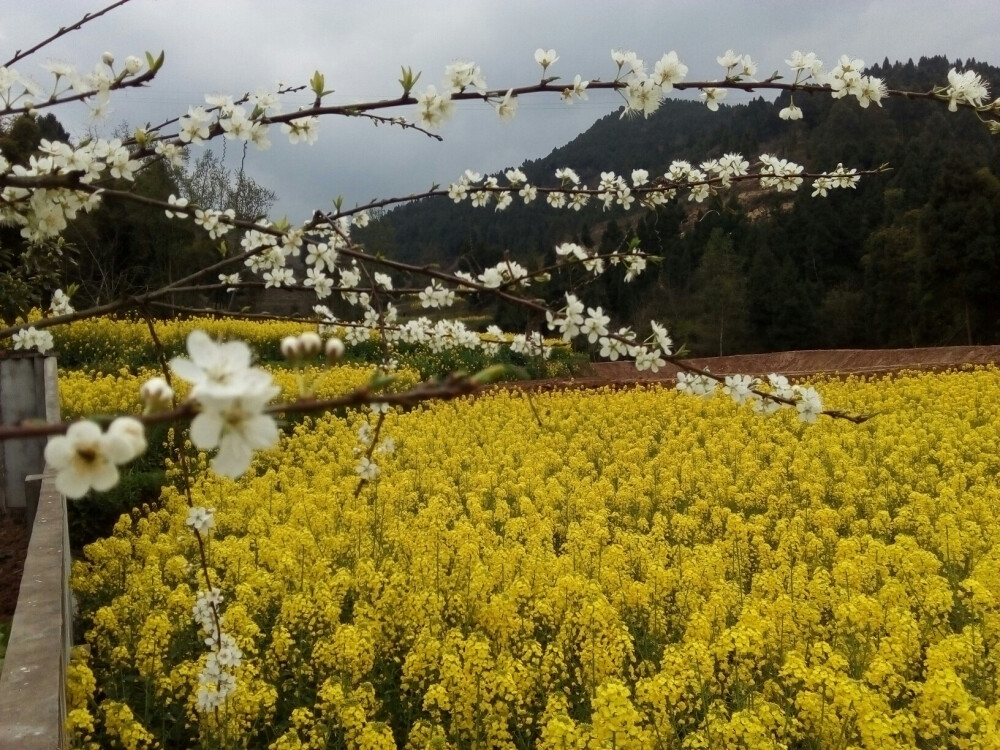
[359,56,1000,355]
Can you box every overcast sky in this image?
[3,1,997,221]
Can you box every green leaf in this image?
[398,66,421,96]
[310,70,332,99]
[471,364,526,385]
[369,371,396,391]
[145,50,165,73]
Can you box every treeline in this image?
[361,56,1000,354]
[0,115,275,320]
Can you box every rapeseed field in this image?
[67,368,1000,748]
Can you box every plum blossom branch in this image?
[0,371,486,442]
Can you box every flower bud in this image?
[102,51,115,66]
[280,335,302,361]
[106,417,147,462]
[299,331,322,357]
[124,55,143,75]
[139,376,174,411]
[325,337,345,361]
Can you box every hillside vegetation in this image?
[360,56,1000,356]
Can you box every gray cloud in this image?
[5,0,997,221]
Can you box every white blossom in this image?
[190,385,281,479]
[44,418,145,498]
[495,88,517,121]
[724,374,757,405]
[170,330,269,399]
[444,60,486,93]
[356,456,380,481]
[786,51,823,78]
[11,326,54,354]
[635,346,666,372]
[944,68,990,112]
[700,87,727,111]
[534,48,559,72]
[779,101,803,120]
[186,506,216,534]
[652,52,688,91]
[562,74,589,103]
[794,385,824,423]
[178,106,212,143]
[281,115,319,145]
[49,288,74,316]
[415,85,454,128]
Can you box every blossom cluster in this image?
[2,311,337,370]
[2,44,995,356]
[826,55,887,108]
[943,68,991,111]
[42,416,146,498]
[190,586,244,712]
[312,297,568,362]
[166,329,282,479]
[0,135,138,242]
[545,292,673,374]
[11,325,54,354]
[680,371,824,422]
[168,85,327,159]
[444,154,859,225]
[405,46,998,138]
[613,49,692,118]
[70,367,1000,747]
[0,51,149,118]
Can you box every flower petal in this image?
[55,465,92,499]
[44,435,74,469]
[66,420,102,443]
[242,414,279,449]
[185,329,216,365]
[218,340,252,370]
[169,356,205,384]
[212,435,253,478]
[190,411,224,449]
[89,461,120,492]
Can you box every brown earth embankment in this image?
[502,346,1000,392]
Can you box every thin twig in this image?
[0,375,481,441]
[3,0,135,68]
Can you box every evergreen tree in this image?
[916,164,1000,343]
[688,228,748,355]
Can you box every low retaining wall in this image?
[0,471,71,749]
[0,356,70,750]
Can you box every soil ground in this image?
[503,345,1000,392]
[0,510,29,628]
[2,345,998,623]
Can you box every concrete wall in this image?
[0,355,70,750]
[0,353,55,516]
